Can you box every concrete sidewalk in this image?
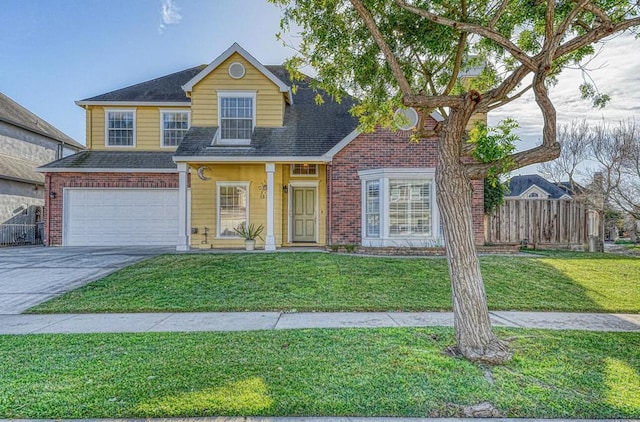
[1,311,638,335]
[0,418,632,422]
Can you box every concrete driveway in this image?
[0,246,172,314]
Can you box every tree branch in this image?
[443,33,467,96]
[486,84,532,111]
[556,17,640,58]
[349,0,413,96]
[403,93,465,108]
[466,143,562,179]
[489,0,510,27]
[394,0,537,71]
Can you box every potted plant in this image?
[234,222,264,251]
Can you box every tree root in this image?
[459,338,513,365]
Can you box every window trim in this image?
[160,109,191,148]
[290,163,319,177]
[216,181,250,239]
[104,109,136,148]
[216,90,257,145]
[358,168,441,248]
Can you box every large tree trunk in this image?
[436,107,512,364]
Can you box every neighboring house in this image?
[39,43,484,250]
[505,174,577,200]
[0,93,83,234]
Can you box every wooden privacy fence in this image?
[485,199,592,247]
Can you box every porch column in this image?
[176,162,189,251]
[265,162,276,251]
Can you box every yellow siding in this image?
[189,163,283,249]
[86,106,189,151]
[190,53,285,127]
[466,112,487,132]
[188,162,326,249]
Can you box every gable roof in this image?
[174,66,360,161]
[76,66,206,105]
[181,43,292,103]
[0,92,83,149]
[506,174,576,199]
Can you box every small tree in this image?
[271,0,640,363]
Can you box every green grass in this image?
[0,328,637,418]
[29,252,640,314]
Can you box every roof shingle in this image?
[0,92,83,149]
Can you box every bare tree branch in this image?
[486,84,532,111]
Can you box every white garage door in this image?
[64,189,179,246]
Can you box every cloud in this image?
[158,0,182,33]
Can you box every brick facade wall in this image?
[44,172,178,246]
[328,126,485,246]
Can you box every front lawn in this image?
[0,328,638,419]
[29,252,640,314]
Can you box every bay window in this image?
[360,169,440,247]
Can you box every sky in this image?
[1,0,638,176]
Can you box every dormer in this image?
[182,43,292,145]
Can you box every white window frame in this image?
[290,164,319,177]
[105,109,136,147]
[358,168,441,248]
[216,182,250,239]
[216,90,256,145]
[160,109,191,148]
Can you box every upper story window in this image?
[528,192,540,198]
[291,164,318,176]
[218,91,256,144]
[161,110,190,147]
[106,110,135,147]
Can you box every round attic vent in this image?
[228,62,246,79]
[394,107,419,130]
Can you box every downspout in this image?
[46,174,51,246]
[326,164,332,247]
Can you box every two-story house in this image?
[39,43,485,251]
[0,92,83,230]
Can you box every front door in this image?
[292,187,316,242]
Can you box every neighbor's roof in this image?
[506,174,576,199]
[174,66,360,160]
[76,65,206,105]
[37,151,177,172]
[0,153,44,184]
[0,92,83,149]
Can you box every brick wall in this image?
[328,126,485,246]
[44,172,178,246]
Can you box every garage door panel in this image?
[65,189,179,246]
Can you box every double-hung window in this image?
[106,110,135,147]
[360,169,439,247]
[161,110,190,147]
[218,91,255,144]
[217,182,249,238]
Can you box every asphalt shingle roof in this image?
[506,174,575,199]
[175,66,359,158]
[0,153,44,184]
[80,66,206,103]
[39,151,177,170]
[0,92,83,149]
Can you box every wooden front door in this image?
[292,187,316,242]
